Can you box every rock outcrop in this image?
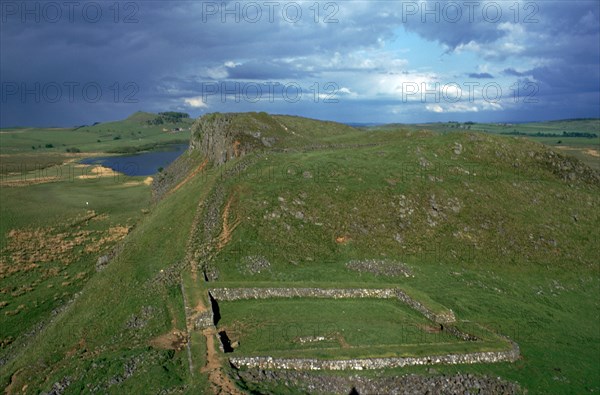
[190,113,266,165]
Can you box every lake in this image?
[80,144,188,176]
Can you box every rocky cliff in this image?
[190,112,279,165]
[152,112,278,200]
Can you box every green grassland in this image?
[371,119,599,170]
[207,115,599,393]
[216,298,511,360]
[374,118,599,136]
[0,113,598,394]
[0,164,152,369]
[0,112,202,392]
[1,149,212,393]
[214,130,597,280]
[0,111,192,155]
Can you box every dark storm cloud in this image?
[0,0,599,125]
[398,1,599,58]
[530,62,600,95]
[1,1,403,126]
[395,0,544,51]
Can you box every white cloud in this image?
[426,104,444,113]
[184,96,208,108]
[425,101,504,113]
[199,61,240,79]
[338,87,358,97]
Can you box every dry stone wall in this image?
[235,370,522,394]
[208,287,521,372]
[194,311,214,330]
[209,287,396,301]
[394,289,455,324]
[229,340,520,371]
[208,287,455,324]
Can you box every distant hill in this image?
[125,111,160,123]
[0,112,192,154]
[368,118,600,170]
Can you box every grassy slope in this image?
[1,113,599,394]
[0,111,196,393]
[0,150,211,393]
[374,120,600,170]
[210,120,599,393]
[0,173,151,353]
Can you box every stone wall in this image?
[209,287,396,301]
[229,340,520,371]
[208,287,455,324]
[209,286,521,372]
[151,149,197,201]
[235,370,522,395]
[443,324,479,341]
[193,311,214,330]
[394,289,455,324]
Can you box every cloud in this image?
[0,0,598,126]
[425,101,502,114]
[502,68,528,77]
[468,73,494,79]
[426,104,444,113]
[183,96,208,108]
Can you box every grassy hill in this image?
[0,111,192,156]
[371,119,600,170]
[1,113,599,394]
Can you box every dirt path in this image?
[183,292,243,395]
[201,327,245,395]
[217,192,241,251]
[170,158,208,195]
[335,332,351,349]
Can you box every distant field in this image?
[370,119,600,170]
[0,112,192,155]
[0,148,209,393]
